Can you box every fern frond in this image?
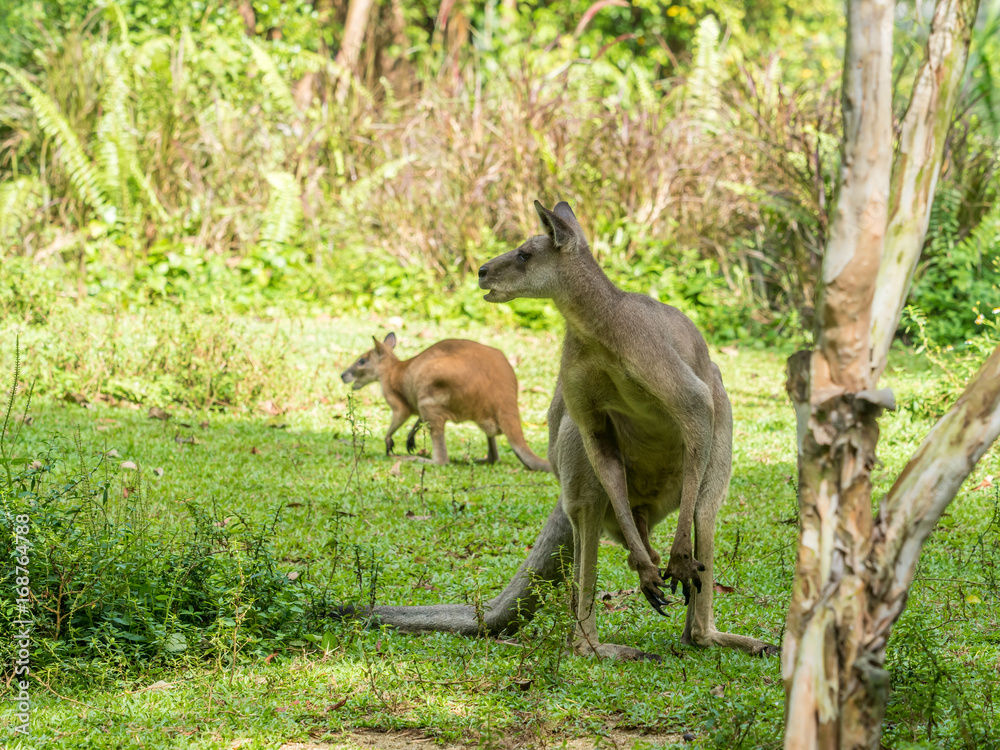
[133,36,174,74]
[1,63,114,221]
[688,16,722,129]
[96,45,134,215]
[260,171,302,248]
[628,63,656,113]
[337,156,415,215]
[105,1,131,47]
[246,39,297,115]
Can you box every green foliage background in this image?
[1,0,998,346]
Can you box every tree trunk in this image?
[294,0,337,110]
[782,0,993,746]
[336,0,376,73]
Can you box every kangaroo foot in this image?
[664,547,706,605]
[683,628,780,657]
[385,437,395,456]
[574,640,663,663]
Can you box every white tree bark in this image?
[782,0,895,743]
[336,0,376,74]
[869,0,980,381]
[782,0,994,746]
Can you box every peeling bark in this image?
[782,0,895,744]
[782,0,991,745]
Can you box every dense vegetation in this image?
[1,0,998,343]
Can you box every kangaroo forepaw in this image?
[641,584,673,616]
[638,565,671,615]
[664,553,706,605]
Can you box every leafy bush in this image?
[900,304,1000,418]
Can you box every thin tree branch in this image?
[869,0,980,381]
[867,344,1000,653]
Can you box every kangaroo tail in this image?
[336,501,573,637]
[499,410,552,473]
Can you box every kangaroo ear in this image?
[372,335,384,352]
[383,332,397,349]
[552,201,580,228]
[534,200,578,250]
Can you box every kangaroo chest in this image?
[560,343,686,504]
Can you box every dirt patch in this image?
[280,728,686,750]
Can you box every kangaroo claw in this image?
[641,584,672,616]
[664,554,706,605]
[405,424,421,454]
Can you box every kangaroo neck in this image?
[379,355,407,397]
[553,255,622,342]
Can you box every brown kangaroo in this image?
[338,203,774,662]
[340,333,550,471]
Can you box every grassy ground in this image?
[2,313,999,749]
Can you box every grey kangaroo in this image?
[344,202,775,660]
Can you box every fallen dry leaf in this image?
[329,697,348,711]
[251,446,261,454]
[148,406,171,420]
[972,475,994,491]
[714,583,736,594]
[264,652,279,664]
[153,467,164,477]
[389,461,402,476]
[260,399,286,416]
[710,685,725,697]
[287,571,299,581]
[199,421,210,429]
[120,460,138,470]
[64,391,89,406]
[106,449,121,458]
[720,345,739,356]
[405,510,431,520]
[229,739,252,750]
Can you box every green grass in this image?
[1,312,999,749]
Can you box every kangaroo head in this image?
[478,200,587,303]
[340,332,397,390]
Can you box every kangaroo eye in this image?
[517,252,530,263]
[359,358,367,365]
